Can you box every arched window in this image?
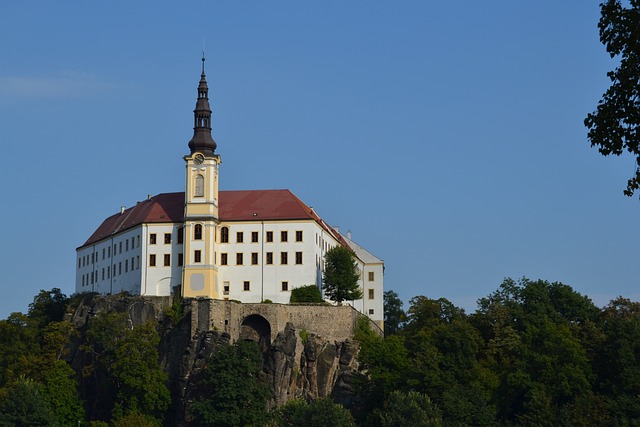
[220,226,229,243]
[194,224,203,240]
[195,174,204,197]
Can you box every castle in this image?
[75,57,384,328]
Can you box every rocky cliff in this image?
[68,294,361,425]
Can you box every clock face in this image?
[194,154,205,165]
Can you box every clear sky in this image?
[0,1,637,319]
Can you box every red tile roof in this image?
[80,189,345,248]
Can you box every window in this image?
[136,235,140,247]
[102,268,105,280]
[78,259,81,269]
[91,272,94,284]
[164,254,171,266]
[266,252,273,265]
[266,231,273,242]
[281,252,288,265]
[194,250,202,263]
[220,253,228,265]
[296,230,303,242]
[220,227,229,243]
[107,267,110,279]
[82,275,85,286]
[177,227,184,244]
[126,239,129,252]
[178,253,183,266]
[251,231,259,243]
[368,272,375,281]
[281,231,288,242]
[102,248,105,260]
[149,254,156,267]
[125,259,128,272]
[164,233,172,244]
[119,242,123,253]
[223,282,230,295]
[251,252,258,265]
[243,281,250,291]
[281,281,289,292]
[369,309,375,315]
[236,232,244,243]
[150,234,157,245]
[195,174,204,197]
[295,251,303,265]
[136,256,140,269]
[118,262,122,275]
[194,224,203,240]
[236,253,244,265]
[131,257,134,270]
[131,237,135,249]
[368,289,375,299]
[108,246,111,258]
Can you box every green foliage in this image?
[272,398,356,427]
[191,340,270,427]
[0,312,39,386]
[41,360,85,426]
[28,288,69,328]
[299,329,309,343]
[262,299,273,303]
[85,312,169,423]
[290,284,323,303]
[0,378,54,426]
[585,0,640,197]
[383,290,406,336]
[164,286,184,325]
[375,390,442,427]
[112,413,160,427]
[323,246,362,304]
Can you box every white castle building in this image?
[76,58,384,328]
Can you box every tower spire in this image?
[188,53,217,155]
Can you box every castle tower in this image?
[182,54,222,299]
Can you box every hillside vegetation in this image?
[0,278,638,426]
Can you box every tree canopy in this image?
[585,0,640,197]
[323,246,362,304]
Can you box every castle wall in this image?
[190,299,363,343]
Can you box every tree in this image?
[28,288,68,328]
[383,290,406,336]
[585,0,640,197]
[322,246,362,304]
[375,390,442,427]
[191,340,270,427]
[273,398,356,427]
[290,284,323,303]
[0,378,54,426]
[41,360,85,427]
[85,312,169,423]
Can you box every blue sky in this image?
[0,1,637,318]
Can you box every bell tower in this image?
[182,54,221,299]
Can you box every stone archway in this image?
[239,314,271,353]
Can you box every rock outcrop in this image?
[68,295,361,426]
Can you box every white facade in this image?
[75,64,384,327]
[215,219,340,303]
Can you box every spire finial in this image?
[188,54,217,155]
[201,49,205,74]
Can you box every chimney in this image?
[347,230,352,240]
[148,194,153,200]
[120,206,126,214]
[334,226,340,234]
